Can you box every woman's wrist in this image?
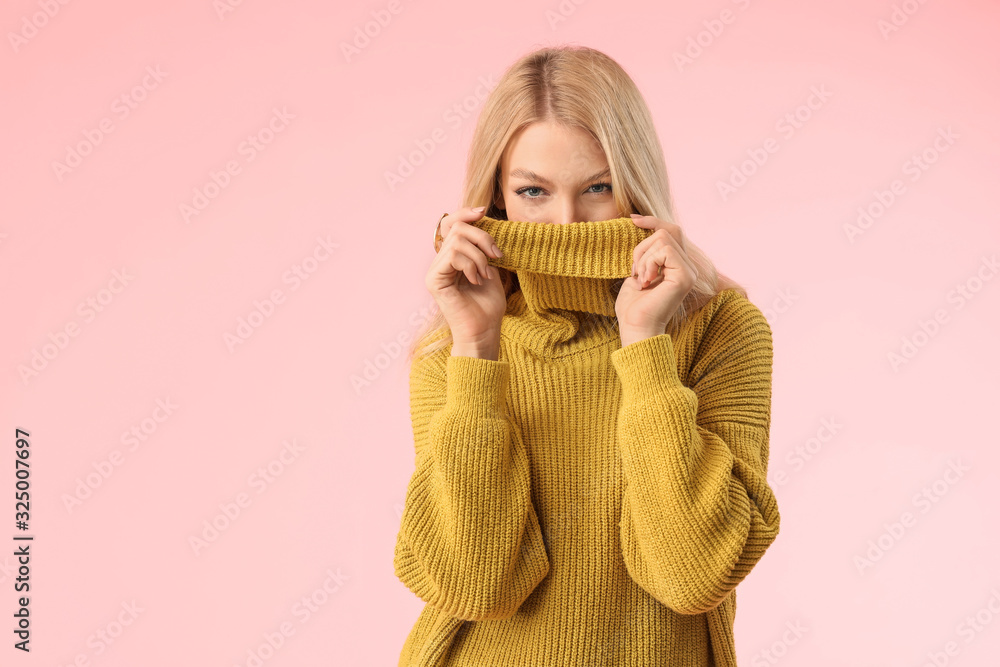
[451,338,500,360]
[619,327,663,348]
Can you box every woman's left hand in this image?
[615,214,698,347]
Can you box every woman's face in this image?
[496,121,622,225]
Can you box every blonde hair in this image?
[406,45,746,364]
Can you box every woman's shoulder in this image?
[684,287,772,349]
[692,287,767,322]
[675,288,773,391]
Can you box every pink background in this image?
[2,0,999,665]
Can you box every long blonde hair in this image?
[407,45,745,363]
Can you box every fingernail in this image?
[473,205,486,212]
[492,243,502,257]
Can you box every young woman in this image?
[395,45,781,667]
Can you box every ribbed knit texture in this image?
[395,215,781,666]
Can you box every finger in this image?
[642,249,662,287]
[442,206,489,241]
[631,214,684,248]
[633,235,668,285]
[633,245,653,287]
[630,219,684,271]
[641,237,696,287]
[656,246,697,290]
[427,249,476,292]
[661,234,698,283]
[431,236,480,287]
[456,250,481,286]
[445,234,493,284]
[631,235,655,277]
[639,245,683,288]
[631,229,679,276]
[442,217,503,262]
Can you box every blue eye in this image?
[514,182,613,199]
[515,186,544,199]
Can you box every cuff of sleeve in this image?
[610,333,685,400]
[445,355,510,414]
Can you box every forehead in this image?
[501,122,607,181]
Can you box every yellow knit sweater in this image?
[395,215,780,666]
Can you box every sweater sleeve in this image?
[393,349,551,621]
[608,298,780,615]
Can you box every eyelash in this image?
[514,182,613,199]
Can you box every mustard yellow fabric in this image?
[395,215,780,666]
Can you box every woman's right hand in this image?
[426,206,506,356]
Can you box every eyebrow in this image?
[509,166,611,186]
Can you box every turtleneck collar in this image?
[470,215,653,356]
